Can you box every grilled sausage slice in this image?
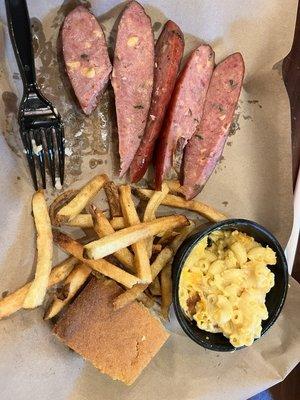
[182,53,245,200]
[155,45,214,189]
[62,6,112,115]
[129,20,184,183]
[112,1,154,177]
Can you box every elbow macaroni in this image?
[179,230,276,347]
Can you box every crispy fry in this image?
[110,217,125,230]
[119,185,152,282]
[44,263,91,319]
[152,244,162,254]
[104,181,122,217]
[23,191,53,309]
[133,188,227,222]
[49,190,79,226]
[149,276,161,296]
[113,223,194,311]
[54,231,139,288]
[143,183,169,257]
[165,180,184,194]
[0,257,77,320]
[65,214,93,228]
[56,174,108,223]
[143,183,170,222]
[113,247,173,310]
[169,220,196,252]
[84,214,188,260]
[161,264,172,320]
[65,214,125,230]
[89,205,134,272]
[157,230,180,246]
[137,292,155,308]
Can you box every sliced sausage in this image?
[111,1,154,177]
[129,20,184,183]
[155,45,215,190]
[62,6,112,115]
[182,53,245,200]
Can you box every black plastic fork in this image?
[5,0,65,190]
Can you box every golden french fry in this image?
[149,276,161,296]
[165,180,184,194]
[169,221,196,252]
[23,191,53,309]
[137,292,155,308]
[161,264,172,320]
[56,174,108,223]
[0,257,77,320]
[104,181,122,217]
[89,206,134,272]
[158,230,180,246]
[119,185,151,283]
[113,247,173,310]
[65,214,125,230]
[53,231,139,288]
[84,214,188,260]
[143,183,169,257]
[65,214,93,228]
[133,188,227,222]
[152,244,162,254]
[44,263,91,319]
[110,217,125,230]
[49,190,79,226]
[143,183,170,222]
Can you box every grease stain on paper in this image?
[1,91,22,156]
[247,99,262,108]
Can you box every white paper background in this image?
[0,1,299,399]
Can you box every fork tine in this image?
[54,125,65,185]
[45,128,56,187]
[22,132,38,190]
[33,128,46,189]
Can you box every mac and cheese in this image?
[179,230,276,347]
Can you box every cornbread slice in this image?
[53,277,169,385]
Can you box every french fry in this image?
[53,231,139,288]
[119,185,151,283]
[113,247,173,310]
[143,183,169,257]
[165,180,184,195]
[84,214,188,260]
[110,217,125,230]
[44,263,91,319]
[137,292,155,308]
[161,264,172,320]
[104,181,122,217]
[169,221,196,252]
[89,206,135,272]
[149,276,161,296]
[143,183,170,222]
[56,174,108,223]
[133,188,227,222]
[157,230,180,246]
[49,190,79,226]
[152,244,162,254]
[0,257,77,320]
[65,214,93,228]
[65,215,125,230]
[23,191,53,309]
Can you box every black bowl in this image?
[172,219,289,352]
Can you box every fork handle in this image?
[5,0,37,90]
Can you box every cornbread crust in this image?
[53,277,169,384]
